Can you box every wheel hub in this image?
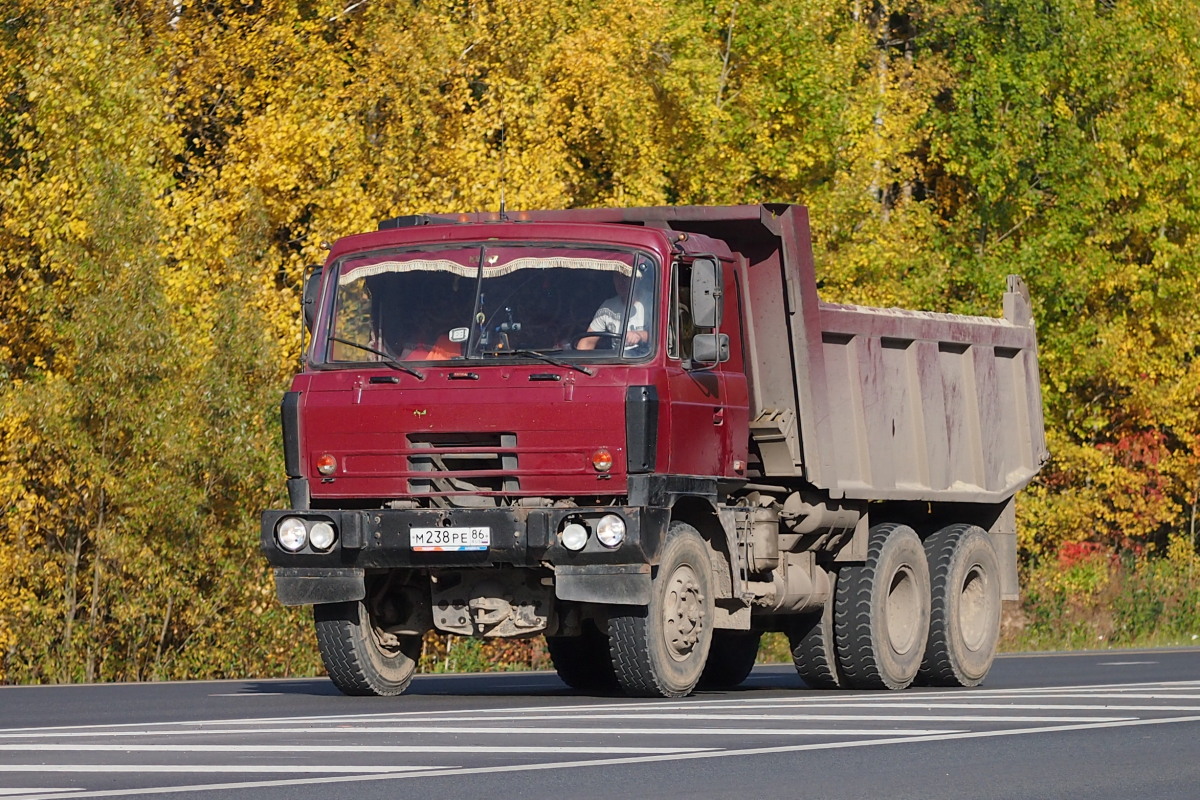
[663,564,705,661]
[885,566,921,656]
[958,565,990,651]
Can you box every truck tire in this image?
[609,522,714,697]
[698,630,761,690]
[918,524,1001,687]
[788,577,842,689]
[546,621,619,692]
[314,600,422,697]
[834,523,930,690]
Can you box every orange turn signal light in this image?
[591,448,613,472]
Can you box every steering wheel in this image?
[570,331,623,349]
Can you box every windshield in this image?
[323,243,657,364]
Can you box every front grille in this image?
[406,432,519,495]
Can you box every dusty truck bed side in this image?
[744,204,1048,504]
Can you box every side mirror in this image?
[302,266,323,332]
[690,256,722,329]
[692,333,730,364]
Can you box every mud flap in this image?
[274,567,365,606]
[554,564,652,605]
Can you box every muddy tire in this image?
[546,621,619,692]
[610,522,714,697]
[834,523,930,690]
[314,600,422,697]
[788,574,842,689]
[918,524,1001,687]
[698,630,762,690]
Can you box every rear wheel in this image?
[788,574,842,689]
[314,599,423,697]
[610,522,714,697]
[698,630,762,690]
[546,620,619,691]
[919,524,1001,687]
[834,523,930,690]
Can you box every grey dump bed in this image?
[703,204,1047,503]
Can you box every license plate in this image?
[409,526,491,552]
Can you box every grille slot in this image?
[406,432,519,495]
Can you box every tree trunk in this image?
[154,595,174,681]
[85,552,102,682]
[62,531,83,682]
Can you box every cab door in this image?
[664,258,746,479]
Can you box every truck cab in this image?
[263,214,752,697]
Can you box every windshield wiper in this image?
[327,336,426,380]
[506,349,593,376]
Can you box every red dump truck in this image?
[261,204,1047,698]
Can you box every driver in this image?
[576,271,648,351]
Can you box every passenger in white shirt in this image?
[576,272,649,351]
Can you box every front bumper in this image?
[261,505,667,607]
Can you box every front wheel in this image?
[919,524,1001,687]
[314,600,423,697]
[610,522,715,697]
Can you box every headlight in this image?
[276,517,308,552]
[596,514,626,548]
[308,521,336,551]
[560,522,589,551]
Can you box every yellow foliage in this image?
[1166,532,1200,571]
[0,0,1198,682]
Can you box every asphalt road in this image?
[2,648,1199,800]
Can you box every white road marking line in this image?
[0,765,433,774]
[643,700,1200,714]
[916,681,1200,696]
[301,712,1134,724]
[0,725,962,739]
[0,792,81,797]
[5,678,1195,737]
[6,712,1200,800]
[0,710,1167,742]
[0,744,713,755]
[0,707,1175,742]
[653,702,1200,713]
[375,680,1200,715]
[1098,661,1158,666]
[914,692,1200,700]
[0,682,1191,744]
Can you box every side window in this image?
[669,261,710,364]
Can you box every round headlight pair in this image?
[559,514,626,551]
[276,518,336,553]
